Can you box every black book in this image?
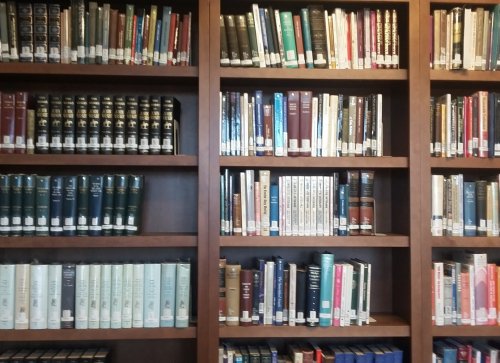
[80,348,97,363]
[307,5,328,69]
[61,263,76,328]
[39,349,57,363]
[9,174,23,236]
[0,350,17,362]
[476,180,487,236]
[100,95,114,154]
[76,175,89,236]
[62,95,76,154]
[332,172,339,236]
[102,175,114,236]
[295,267,307,326]
[112,174,128,236]
[251,269,260,325]
[48,4,61,63]
[49,95,63,153]
[125,175,143,235]
[52,349,71,362]
[138,95,150,154]
[35,94,50,154]
[93,348,109,363]
[306,264,320,327]
[224,15,240,67]
[0,174,10,236]
[263,9,276,68]
[33,3,48,63]
[88,175,103,236]
[75,95,88,154]
[66,349,84,363]
[125,95,139,154]
[22,174,36,236]
[9,349,31,363]
[87,95,101,154]
[71,0,85,64]
[149,96,161,154]
[49,175,64,236]
[35,175,50,236]
[113,95,126,154]
[161,96,181,155]
[25,349,44,363]
[18,2,34,62]
[62,176,78,236]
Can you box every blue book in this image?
[273,93,284,156]
[229,92,237,155]
[463,182,476,236]
[49,176,63,236]
[160,262,176,327]
[268,344,278,363]
[273,256,284,325]
[356,345,375,363]
[270,183,279,236]
[257,258,265,323]
[330,347,346,363]
[315,251,334,326]
[385,345,403,363]
[251,269,260,324]
[159,6,172,65]
[367,345,386,363]
[153,19,162,65]
[254,91,265,156]
[337,94,344,156]
[316,95,323,156]
[349,346,366,363]
[88,175,103,236]
[340,346,355,363]
[258,8,270,67]
[338,184,349,236]
[62,176,77,236]
[300,8,314,68]
[433,341,457,363]
[134,12,144,64]
[377,345,394,363]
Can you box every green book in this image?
[102,175,114,236]
[76,175,89,236]
[245,12,260,67]
[0,175,10,236]
[112,175,128,236]
[63,176,77,236]
[49,175,64,236]
[124,4,135,65]
[35,175,51,236]
[125,175,143,236]
[88,175,104,236]
[22,174,36,236]
[300,8,314,69]
[0,3,9,61]
[9,174,23,236]
[279,12,298,68]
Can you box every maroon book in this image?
[1,93,15,154]
[347,170,360,236]
[239,269,253,326]
[14,92,27,154]
[263,104,273,156]
[299,91,312,156]
[286,91,300,156]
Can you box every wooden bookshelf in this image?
[430,70,500,82]
[220,156,408,168]
[431,237,500,248]
[429,157,500,169]
[432,326,500,338]
[220,235,409,247]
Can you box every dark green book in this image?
[22,174,36,236]
[66,349,84,363]
[49,175,64,236]
[113,95,126,154]
[102,175,114,236]
[125,175,144,236]
[63,176,78,236]
[9,174,23,236]
[49,95,63,153]
[76,175,89,236]
[35,175,51,236]
[75,95,88,154]
[125,96,139,154]
[87,95,101,154]
[245,12,260,67]
[80,348,97,363]
[161,96,181,155]
[220,15,230,67]
[62,95,76,154]
[100,95,114,154]
[88,175,103,236]
[39,349,57,363]
[112,174,128,236]
[0,175,11,236]
[138,95,150,155]
[149,96,161,154]
[35,94,50,154]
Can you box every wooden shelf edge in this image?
[0,327,197,341]
[430,70,500,82]
[0,234,197,248]
[429,157,500,169]
[220,156,408,168]
[220,235,409,247]
[432,325,500,337]
[219,314,409,338]
[430,0,499,5]
[431,236,500,248]
[0,154,198,167]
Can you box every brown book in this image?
[347,170,360,236]
[116,13,126,64]
[224,15,240,67]
[475,8,485,71]
[233,193,242,235]
[220,15,230,66]
[14,91,27,154]
[263,104,273,156]
[299,91,312,156]
[141,14,150,65]
[1,93,15,153]
[239,269,253,326]
[307,5,327,68]
[218,258,227,323]
[360,170,375,235]
[355,96,364,156]
[341,98,350,156]
[235,14,252,67]
[166,13,178,66]
[286,90,300,156]
[225,263,241,326]
[6,2,19,62]
[300,344,314,363]
[321,350,335,363]
[293,15,306,68]
[108,9,118,64]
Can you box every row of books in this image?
[220,91,383,158]
[219,342,403,363]
[0,2,192,66]
[221,5,400,70]
[429,92,500,158]
[432,252,499,326]
[219,253,372,328]
[0,174,144,237]
[220,169,375,237]
[0,348,109,363]
[0,261,191,330]
[433,339,499,363]
[431,174,500,237]
[430,6,500,71]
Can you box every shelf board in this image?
[430,70,500,82]
[220,156,408,168]
[219,314,409,338]
[0,234,197,248]
[430,0,499,4]
[0,327,196,342]
[221,235,409,247]
[0,63,198,78]
[220,68,407,81]
[429,157,500,169]
[433,325,500,337]
[0,154,197,167]
[431,236,500,248]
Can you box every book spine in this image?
[101,4,110,65]
[87,95,100,154]
[125,96,139,154]
[62,176,77,236]
[348,170,360,236]
[0,3,9,61]
[49,95,63,153]
[239,269,253,326]
[0,264,15,329]
[112,175,128,236]
[307,5,327,68]
[121,263,133,328]
[14,264,30,329]
[99,264,111,329]
[124,5,134,65]
[88,175,103,236]
[149,96,162,154]
[143,263,161,328]
[35,175,50,236]
[1,93,14,153]
[175,262,190,328]
[161,96,180,155]
[274,257,284,326]
[251,269,260,325]
[125,175,143,235]
[75,95,88,154]
[13,92,26,148]
[49,175,63,236]
[47,264,62,329]
[33,3,48,63]
[299,91,313,156]
[263,261,274,325]
[116,13,126,64]
[338,184,349,236]
[62,95,75,154]
[99,96,113,154]
[48,4,60,63]
[30,264,48,329]
[0,175,10,236]
[160,262,176,327]
[6,2,19,61]
[159,6,172,66]
[113,96,126,154]
[110,264,123,329]
[476,180,487,236]
[132,263,144,328]
[226,263,241,326]
[87,264,101,329]
[75,264,90,329]
[138,96,151,154]
[318,252,334,326]
[9,174,22,236]
[26,109,35,154]
[61,263,76,329]
[22,174,36,236]
[76,175,89,236]
[306,264,320,326]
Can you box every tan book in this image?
[147,5,158,65]
[225,264,241,326]
[474,8,484,70]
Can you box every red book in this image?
[167,13,178,65]
[239,269,253,326]
[14,92,27,154]
[293,15,306,68]
[286,91,300,156]
[299,91,312,157]
[131,15,137,64]
[263,104,273,156]
[179,14,190,66]
[1,93,15,153]
[357,11,364,69]
[370,10,377,69]
[346,14,352,68]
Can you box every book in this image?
[1,93,15,153]
[49,176,64,236]
[88,175,104,236]
[226,263,241,326]
[61,263,76,329]
[0,264,15,329]
[307,5,328,68]
[112,175,128,236]
[87,95,100,154]
[87,264,101,329]
[175,262,190,328]
[161,96,181,155]
[132,263,144,328]
[143,263,161,328]
[110,264,123,329]
[125,175,143,235]
[239,269,253,326]
[75,264,90,329]
[99,264,111,329]
[76,175,89,236]
[160,262,176,327]
[35,175,50,236]
[316,252,334,327]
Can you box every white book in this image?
[291,176,299,236]
[99,264,112,329]
[304,176,311,236]
[175,262,191,328]
[252,5,266,68]
[288,263,297,327]
[279,177,284,236]
[464,252,488,325]
[144,263,161,328]
[316,176,324,236]
[87,264,101,329]
[471,11,478,70]
[365,262,372,324]
[492,182,499,236]
[245,170,256,236]
[463,9,473,70]
[0,264,15,329]
[310,176,317,236]
[350,260,365,326]
[240,172,247,236]
[160,262,176,327]
[323,176,330,236]
[329,95,339,156]
[248,100,255,156]
[434,262,445,326]
[446,13,452,70]
[30,264,48,329]
[311,96,318,157]
[15,264,30,330]
[132,263,145,328]
[376,94,383,156]
[264,261,275,325]
[75,264,90,329]
[259,170,271,236]
[241,93,249,156]
[110,264,123,329]
[344,263,353,327]
[285,176,292,236]
[219,92,224,155]
[329,176,335,236]
[121,263,134,328]
[324,10,332,68]
[351,12,358,69]
[451,174,464,236]
[321,93,330,156]
[364,9,371,68]
[339,264,347,326]
[298,176,305,236]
